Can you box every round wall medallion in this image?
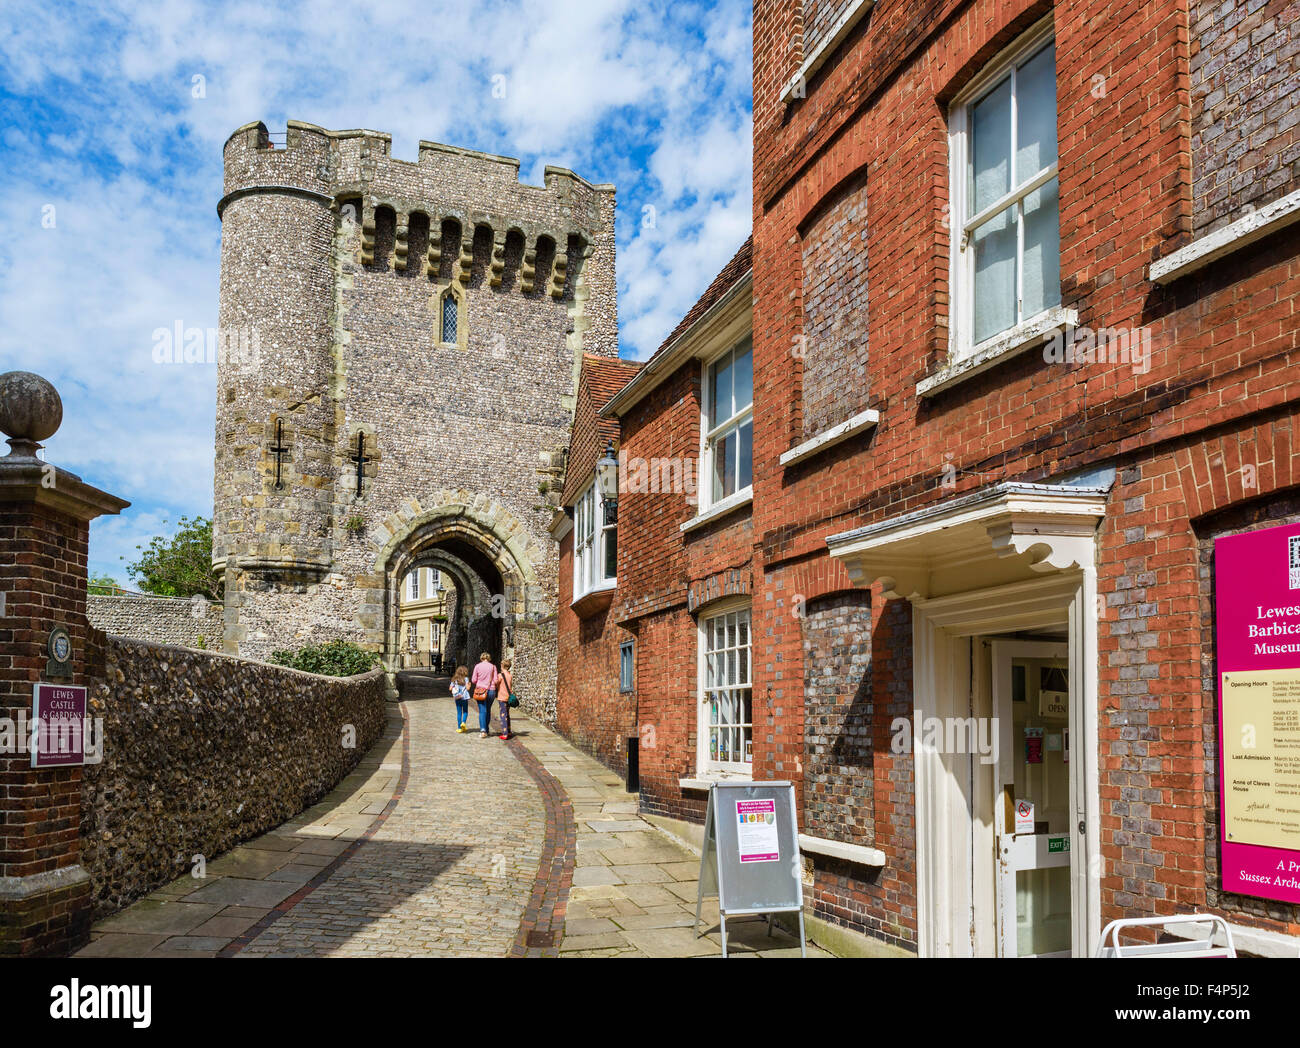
[48,626,71,664]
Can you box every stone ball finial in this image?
[0,371,63,448]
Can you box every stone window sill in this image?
[1149,188,1300,285]
[679,773,753,791]
[798,833,886,868]
[680,489,753,533]
[916,306,1078,399]
[780,408,880,468]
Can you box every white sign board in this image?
[1015,798,1035,835]
[694,781,805,958]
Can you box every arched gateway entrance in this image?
[370,492,549,703]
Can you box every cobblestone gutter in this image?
[80,636,386,918]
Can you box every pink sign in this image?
[736,798,779,863]
[31,683,87,768]
[1215,523,1300,905]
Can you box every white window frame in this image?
[407,571,420,601]
[947,15,1059,362]
[699,337,754,512]
[696,600,754,776]
[572,478,616,601]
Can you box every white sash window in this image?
[949,19,1060,357]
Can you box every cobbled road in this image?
[238,689,544,958]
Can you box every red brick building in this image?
[557,0,1300,957]
[554,354,642,778]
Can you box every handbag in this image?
[508,691,519,709]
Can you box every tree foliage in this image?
[268,640,381,678]
[123,516,220,600]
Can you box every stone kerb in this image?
[81,635,387,919]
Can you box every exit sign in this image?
[1047,835,1070,854]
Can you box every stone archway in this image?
[368,491,549,704]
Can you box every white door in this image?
[992,640,1073,957]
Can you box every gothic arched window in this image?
[440,291,458,345]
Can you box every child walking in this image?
[450,666,471,733]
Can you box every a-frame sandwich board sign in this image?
[693,780,806,957]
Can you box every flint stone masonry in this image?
[214,119,618,715]
[87,594,225,650]
[80,635,386,919]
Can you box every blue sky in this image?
[0,0,753,584]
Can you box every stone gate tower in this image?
[214,120,617,711]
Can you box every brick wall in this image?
[803,0,861,60]
[801,590,874,843]
[800,174,871,438]
[555,532,634,778]
[0,503,95,955]
[1190,0,1300,235]
[751,0,1300,949]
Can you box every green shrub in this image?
[269,640,380,677]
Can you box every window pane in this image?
[712,432,731,502]
[441,295,458,343]
[1021,178,1061,319]
[972,205,1018,344]
[1016,43,1057,183]
[604,527,617,579]
[710,352,733,423]
[733,342,753,411]
[738,421,752,492]
[971,76,1012,213]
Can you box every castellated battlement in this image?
[220,121,615,278]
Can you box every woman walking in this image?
[495,658,514,740]
[470,651,497,738]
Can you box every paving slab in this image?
[186,878,299,910]
[94,900,224,937]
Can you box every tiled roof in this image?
[560,354,641,506]
[584,355,642,440]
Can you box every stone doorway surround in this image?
[368,490,548,701]
[826,481,1108,957]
